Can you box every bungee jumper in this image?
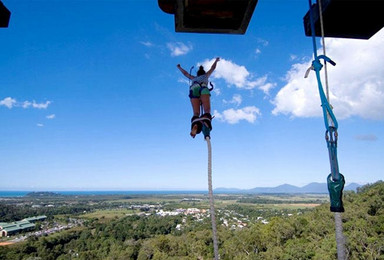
[177,57,220,138]
[177,58,221,260]
[177,58,220,259]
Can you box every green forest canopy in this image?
[0,181,383,259]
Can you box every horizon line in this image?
[0,181,370,192]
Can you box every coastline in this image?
[0,190,207,197]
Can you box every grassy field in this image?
[81,208,141,221]
[78,193,328,221]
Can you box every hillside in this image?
[215,182,362,193]
[0,181,383,259]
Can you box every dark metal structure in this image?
[0,1,10,28]
[303,0,384,39]
[158,0,384,39]
[158,0,258,34]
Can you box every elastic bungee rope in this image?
[307,1,346,259]
[335,212,346,260]
[206,135,219,260]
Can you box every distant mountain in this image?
[248,184,300,193]
[301,183,327,193]
[215,182,362,194]
[345,182,362,191]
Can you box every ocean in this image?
[0,190,207,197]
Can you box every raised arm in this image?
[206,57,220,76]
[177,64,194,80]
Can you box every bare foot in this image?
[190,124,198,138]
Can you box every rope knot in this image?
[304,59,323,78]
[312,59,323,71]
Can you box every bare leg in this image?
[200,94,212,130]
[200,94,211,114]
[190,98,201,116]
[190,98,201,138]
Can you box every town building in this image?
[0,215,46,237]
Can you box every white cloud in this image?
[140,41,153,47]
[214,106,261,124]
[254,38,268,57]
[32,101,51,109]
[0,97,17,109]
[1,97,52,110]
[200,58,275,93]
[256,76,277,95]
[167,42,192,56]
[46,114,55,119]
[257,38,269,47]
[223,94,242,106]
[290,54,298,61]
[212,87,221,96]
[37,123,44,127]
[22,101,32,108]
[272,28,384,120]
[23,100,51,109]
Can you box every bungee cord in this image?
[192,100,219,259]
[317,1,346,258]
[305,0,346,260]
[335,212,346,260]
[206,135,219,260]
[307,1,346,259]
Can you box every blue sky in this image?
[1,0,383,191]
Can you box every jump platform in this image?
[303,0,384,40]
[158,0,258,34]
[0,1,11,28]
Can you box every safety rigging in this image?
[305,0,346,258]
